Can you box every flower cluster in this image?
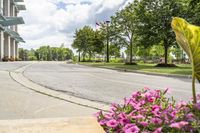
[96,88,200,133]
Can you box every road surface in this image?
[0,62,97,120]
[1,61,199,120]
[24,62,200,104]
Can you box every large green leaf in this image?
[171,17,200,83]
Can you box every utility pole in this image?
[106,21,110,63]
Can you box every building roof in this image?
[16,4,26,11]
[0,17,24,26]
[14,0,24,2]
[4,28,25,43]
[10,0,26,11]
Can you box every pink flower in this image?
[120,118,130,125]
[106,119,119,128]
[139,121,148,127]
[110,103,119,112]
[195,102,200,110]
[152,105,161,115]
[147,96,155,102]
[124,124,140,133]
[99,119,107,126]
[132,91,141,98]
[132,114,144,120]
[197,94,200,101]
[150,118,162,125]
[170,121,188,129]
[153,127,162,133]
[176,101,187,108]
[186,113,194,121]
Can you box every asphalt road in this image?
[24,62,200,104]
[0,62,97,120]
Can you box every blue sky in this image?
[18,0,133,50]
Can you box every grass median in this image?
[79,62,192,76]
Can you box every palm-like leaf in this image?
[172,17,200,83]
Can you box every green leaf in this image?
[172,17,200,83]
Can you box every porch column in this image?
[0,0,3,15]
[3,0,10,16]
[0,31,4,60]
[10,38,14,59]
[13,40,15,59]
[15,42,18,58]
[4,34,10,58]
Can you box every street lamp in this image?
[105,20,110,63]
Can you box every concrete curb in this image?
[0,117,104,133]
[80,64,192,79]
[9,63,109,112]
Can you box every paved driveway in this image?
[24,62,200,104]
[0,62,96,120]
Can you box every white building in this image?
[0,0,25,61]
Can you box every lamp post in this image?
[105,20,110,63]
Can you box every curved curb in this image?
[9,63,109,112]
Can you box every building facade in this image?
[0,0,25,61]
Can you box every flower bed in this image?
[96,88,200,133]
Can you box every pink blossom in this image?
[197,94,200,101]
[132,91,141,98]
[139,121,148,127]
[132,114,144,120]
[176,101,187,108]
[99,119,107,126]
[106,119,119,128]
[147,96,155,102]
[152,105,161,112]
[186,113,194,121]
[150,118,162,125]
[153,127,162,133]
[124,124,140,133]
[120,118,130,125]
[170,121,188,129]
[96,89,200,132]
[195,102,200,110]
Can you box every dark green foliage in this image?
[72,26,104,62]
[19,45,73,61]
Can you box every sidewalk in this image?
[0,117,104,133]
[0,69,98,119]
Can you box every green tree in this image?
[35,45,73,61]
[28,48,37,61]
[19,48,29,61]
[72,26,94,61]
[110,2,138,64]
[109,44,120,58]
[134,0,185,65]
[72,26,104,62]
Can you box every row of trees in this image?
[19,44,74,61]
[72,0,200,65]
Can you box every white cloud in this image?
[18,0,132,50]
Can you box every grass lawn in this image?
[79,62,192,76]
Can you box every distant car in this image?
[66,59,73,64]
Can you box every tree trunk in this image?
[164,47,168,65]
[82,53,86,62]
[78,51,81,62]
[89,52,92,61]
[130,38,133,63]
[130,42,133,63]
[164,41,168,65]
